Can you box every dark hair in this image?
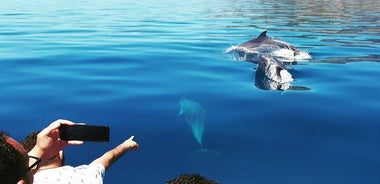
[21,131,40,152]
[0,131,25,184]
[21,131,65,166]
[167,173,219,184]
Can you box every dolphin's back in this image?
[179,98,206,124]
[263,39,298,52]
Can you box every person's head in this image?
[167,173,218,184]
[0,131,34,184]
[21,131,65,167]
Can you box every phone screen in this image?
[59,124,110,142]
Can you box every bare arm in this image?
[91,135,139,169]
[28,119,83,174]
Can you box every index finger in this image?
[67,140,84,145]
[39,119,75,134]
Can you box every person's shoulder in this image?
[88,162,106,172]
[82,162,105,169]
[76,163,105,174]
[34,166,76,183]
[35,165,76,175]
[73,163,105,182]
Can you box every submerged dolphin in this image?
[255,65,310,91]
[257,54,293,83]
[254,55,311,91]
[225,31,311,62]
[178,98,206,148]
[178,98,222,157]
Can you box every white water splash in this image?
[272,48,311,62]
[266,63,294,83]
[225,45,311,63]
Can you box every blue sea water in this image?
[1,0,379,183]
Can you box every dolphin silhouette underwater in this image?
[178,98,221,156]
[225,31,311,62]
[178,98,206,148]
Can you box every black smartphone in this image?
[59,124,110,142]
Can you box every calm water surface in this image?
[1,0,379,183]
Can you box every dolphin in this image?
[178,98,206,148]
[178,98,222,157]
[240,31,299,53]
[255,65,310,91]
[255,69,292,90]
[257,54,293,83]
[225,31,311,62]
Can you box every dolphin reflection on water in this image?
[178,98,221,157]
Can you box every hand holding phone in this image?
[59,124,110,142]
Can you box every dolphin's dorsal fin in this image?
[240,31,268,47]
[257,31,268,39]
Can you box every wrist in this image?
[28,146,44,160]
